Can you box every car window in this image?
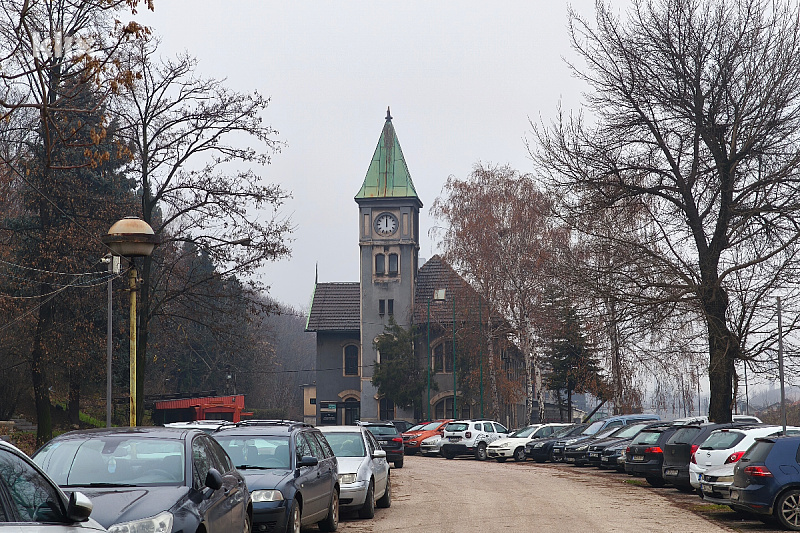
[615,424,649,439]
[701,431,745,450]
[632,431,661,445]
[741,440,774,463]
[0,450,64,522]
[207,437,233,473]
[366,430,380,451]
[192,437,214,490]
[296,433,313,460]
[482,423,492,432]
[606,420,624,429]
[494,423,508,433]
[668,427,702,444]
[534,427,552,438]
[316,433,335,458]
[365,425,398,436]
[445,423,468,432]
[305,432,325,458]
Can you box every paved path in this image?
[332,455,737,533]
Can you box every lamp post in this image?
[102,217,159,427]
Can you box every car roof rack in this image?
[225,419,314,431]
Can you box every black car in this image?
[600,441,628,471]
[563,426,621,465]
[526,424,586,462]
[585,422,663,467]
[214,420,340,533]
[661,422,746,491]
[358,421,404,468]
[624,423,681,486]
[32,426,252,533]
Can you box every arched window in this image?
[344,345,359,376]
[434,398,470,420]
[432,341,454,373]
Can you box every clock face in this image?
[374,213,398,236]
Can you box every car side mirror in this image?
[298,455,318,468]
[205,468,223,491]
[372,450,387,459]
[66,491,93,522]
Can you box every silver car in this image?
[0,439,105,531]
[319,426,391,518]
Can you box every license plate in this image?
[589,452,599,458]
[566,457,575,462]
[633,455,645,461]
[665,469,678,476]
[730,490,739,501]
[449,437,461,442]
[601,457,609,462]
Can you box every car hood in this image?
[335,456,367,474]
[489,437,528,448]
[71,486,191,528]
[240,468,293,490]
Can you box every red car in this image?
[402,420,453,455]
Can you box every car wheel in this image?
[394,458,404,468]
[376,474,391,509]
[318,489,339,532]
[358,480,375,519]
[776,489,800,531]
[548,450,556,462]
[646,476,666,488]
[288,500,301,533]
[475,443,488,461]
[513,447,526,462]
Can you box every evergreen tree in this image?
[371,318,429,410]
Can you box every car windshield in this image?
[34,436,185,487]
[668,427,702,445]
[613,423,649,439]
[700,430,745,450]
[323,433,367,458]
[215,436,291,469]
[365,426,398,436]
[564,425,587,437]
[583,421,605,435]
[407,424,427,432]
[594,427,619,439]
[509,426,539,438]
[632,430,661,445]
[419,422,442,431]
[553,426,576,438]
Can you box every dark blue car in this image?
[730,434,800,530]
[214,420,340,533]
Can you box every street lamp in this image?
[102,217,159,427]
[427,289,447,421]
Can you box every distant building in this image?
[306,110,528,426]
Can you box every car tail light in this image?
[465,431,472,439]
[625,446,630,454]
[725,451,745,464]
[644,447,663,454]
[744,465,773,477]
[690,444,699,464]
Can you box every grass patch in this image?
[52,401,104,428]
[624,479,649,487]
[688,503,733,513]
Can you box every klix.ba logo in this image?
[31,31,93,61]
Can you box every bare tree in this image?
[115,37,292,422]
[532,0,800,422]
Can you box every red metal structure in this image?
[153,394,252,424]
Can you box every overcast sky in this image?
[138,1,603,310]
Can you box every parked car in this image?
[699,462,737,506]
[600,441,629,471]
[662,422,747,491]
[213,420,339,533]
[526,424,587,462]
[552,414,660,462]
[33,427,251,533]
[440,420,509,460]
[0,439,104,531]
[402,420,452,456]
[730,434,800,529]
[488,423,570,462]
[624,423,682,486]
[319,426,391,519]
[419,434,444,456]
[564,426,626,465]
[357,421,404,468]
[586,422,666,468]
[689,425,796,490]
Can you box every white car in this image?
[0,439,105,531]
[689,425,797,488]
[488,423,571,462]
[419,434,444,456]
[440,420,509,460]
[319,425,391,519]
[698,462,736,505]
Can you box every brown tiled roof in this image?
[305,282,360,332]
[413,255,490,324]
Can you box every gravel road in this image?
[331,455,739,533]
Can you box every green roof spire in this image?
[355,107,419,199]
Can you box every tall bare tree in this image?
[532,0,800,422]
[116,37,292,422]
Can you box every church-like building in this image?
[305,110,529,426]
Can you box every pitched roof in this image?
[305,282,360,332]
[355,108,420,201]
[413,255,491,324]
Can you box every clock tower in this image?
[355,108,422,420]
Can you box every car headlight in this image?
[339,473,358,484]
[108,511,173,533]
[577,445,588,451]
[251,489,284,502]
[533,443,544,449]
[422,436,439,444]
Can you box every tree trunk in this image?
[704,284,737,423]
[535,356,545,423]
[522,329,534,424]
[567,387,572,423]
[68,370,81,426]
[486,315,500,419]
[31,296,54,447]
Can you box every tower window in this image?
[344,345,359,376]
[375,254,385,275]
[388,253,398,275]
[388,299,394,316]
[379,299,385,316]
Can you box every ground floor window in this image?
[379,398,395,420]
